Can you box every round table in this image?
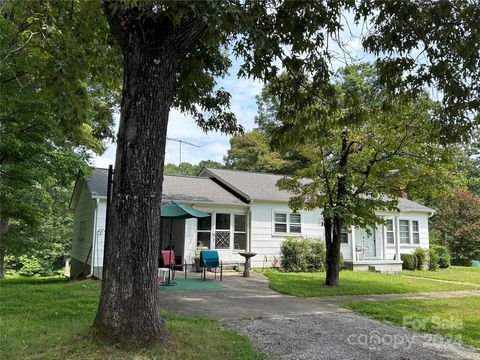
[238,252,257,277]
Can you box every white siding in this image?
[384,212,430,260]
[92,200,107,271]
[70,182,96,265]
[249,201,324,267]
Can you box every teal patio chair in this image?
[200,250,223,281]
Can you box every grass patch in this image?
[0,277,267,359]
[402,266,480,285]
[259,270,478,297]
[343,296,480,349]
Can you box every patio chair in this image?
[200,250,223,281]
[160,250,187,280]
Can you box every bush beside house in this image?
[280,237,326,272]
[431,245,451,268]
[401,254,417,270]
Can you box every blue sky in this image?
[93,57,263,168]
[93,14,366,168]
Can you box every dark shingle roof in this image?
[200,168,435,213]
[84,169,245,205]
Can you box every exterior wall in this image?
[190,204,250,265]
[92,199,106,278]
[72,193,431,275]
[249,201,324,268]
[383,212,430,260]
[70,182,96,278]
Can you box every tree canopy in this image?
[0,1,122,277]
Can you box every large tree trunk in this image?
[324,216,342,286]
[325,131,350,287]
[93,4,206,347]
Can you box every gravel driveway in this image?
[228,313,479,360]
[160,272,480,360]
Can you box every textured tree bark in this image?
[93,4,206,347]
[324,217,342,286]
[325,132,350,287]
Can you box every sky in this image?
[93,58,263,168]
[93,13,366,169]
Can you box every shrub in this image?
[401,254,417,270]
[280,237,326,272]
[431,244,451,268]
[428,249,439,271]
[414,248,428,270]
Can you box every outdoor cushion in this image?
[200,250,220,268]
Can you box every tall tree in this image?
[0,1,121,278]
[272,64,471,286]
[430,191,480,265]
[96,0,479,345]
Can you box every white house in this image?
[69,167,435,278]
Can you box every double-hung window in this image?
[197,216,212,248]
[274,212,302,235]
[234,214,247,250]
[399,220,410,244]
[289,213,302,234]
[412,220,420,244]
[385,219,395,244]
[340,229,349,244]
[274,213,288,233]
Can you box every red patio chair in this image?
[161,250,187,280]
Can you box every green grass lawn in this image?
[259,270,479,297]
[344,296,480,349]
[0,277,267,360]
[402,266,480,285]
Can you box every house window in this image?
[340,229,349,244]
[289,213,302,234]
[215,213,231,249]
[385,219,394,244]
[274,212,302,235]
[399,220,410,244]
[274,213,288,233]
[197,216,211,248]
[412,220,420,244]
[234,214,247,250]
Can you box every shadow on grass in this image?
[0,275,69,286]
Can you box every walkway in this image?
[160,272,480,359]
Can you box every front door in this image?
[358,227,376,259]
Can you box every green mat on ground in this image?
[159,278,226,291]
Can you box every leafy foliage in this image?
[414,248,428,270]
[431,245,451,269]
[430,191,480,265]
[428,249,439,271]
[401,254,417,271]
[0,1,121,277]
[280,237,326,273]
[164,160,224,176]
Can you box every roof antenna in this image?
[167,137,201,165]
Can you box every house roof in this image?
[74,167,434,213]
[199,167,435,213]
[81,168,246,205]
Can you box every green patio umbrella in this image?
[160,201,210,220]
[160,201,210,285]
